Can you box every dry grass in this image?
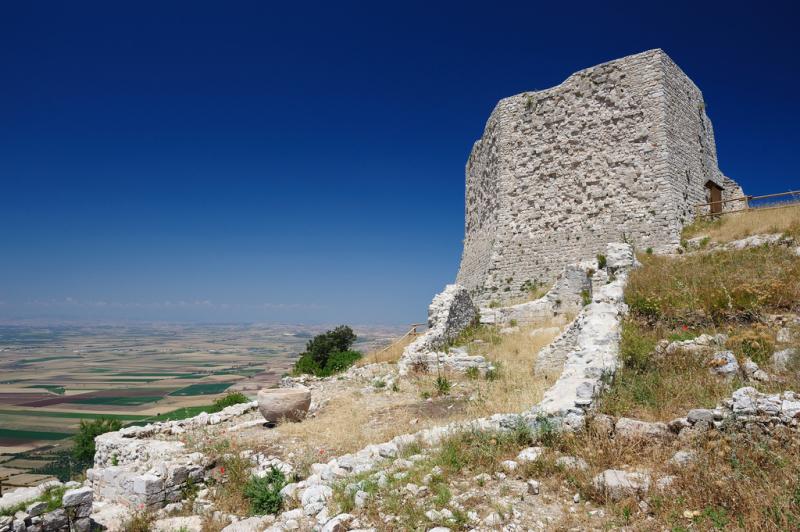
[462,323,563,417]
[542,420,800,530]
[272,390,418,457]
[599,319,742,421]
[271,321,562,458]
[606,243,800,421]
[235,319,566,465]
[626,246,800,327]
[355,334,417,367]
[683,203,800,242]
[586,237,800,528]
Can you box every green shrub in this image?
[40,485,67,512]
[597,254,607,269]
[465,366,479,380]
[293,326,361,376]
[580,289,591,306]
[305,325,357,366]
[243,467,287,515]
[619,319,657,372]
[293,354,322,376]
[435,376,451,396]
[324,350,362,374]
[73,418,123,462]
[212,392,250,411]
[726,327,775,365]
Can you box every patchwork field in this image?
[0,322,399,487]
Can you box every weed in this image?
[212,392,250,411]
[597,254,607,269]
[243,467,287,515]
[726,326,775,364]
[464,366,479,380]
[581,289,592,306]
[435,376,451,396]
[120,510,155,532]
[625,247,800,327]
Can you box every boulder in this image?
[708,351,739,377]
[516,447,544,463]
[773,348,796,371]
[686,409,715,424]
[669,450,697,467]
[555,456,589,471]
[592,469,650,501]
[614,418,670,441]
[258,386,311,424]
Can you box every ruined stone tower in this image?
[456,49,743,304]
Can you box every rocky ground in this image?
[2,235,799,531]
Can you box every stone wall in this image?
[456,49,743,304]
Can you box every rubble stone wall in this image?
[456,49,742,304]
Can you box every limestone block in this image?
[257,386,311,423]
[592,469,651,501]
[62,486,93,509]
[614,418,671,441]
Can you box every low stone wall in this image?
[0,484,93,532]
[398,284,486,375]
[479,265,591,326]
[88,401,258,509]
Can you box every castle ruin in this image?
[456,49,743,304]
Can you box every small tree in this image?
[293,326,361,376]
[73,418,122,463]
[305,325,357,366]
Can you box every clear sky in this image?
[1,1,797,325]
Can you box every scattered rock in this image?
[615,418,671,440]
[773,348,797,371]
[708,351,739,377]
[592,469,651,501]
[669,450,697,467]
[500,460,518,472]
[516,447,544,463]
[555,456,589,471]
[777,327,797,344]
[656,475,676,492]
[686,409,715,424]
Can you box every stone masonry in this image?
[456,49,743,304]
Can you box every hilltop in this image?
[1,50,799,532]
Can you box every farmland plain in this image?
[0,322,398,488]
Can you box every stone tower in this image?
[456,49,743,304]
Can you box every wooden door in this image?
[706,182,723,214]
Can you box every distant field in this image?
[0,409,145,420]
[0,322,399,487]
[69,396,165,406]
[0,428,71,442]
[170,383,232,396]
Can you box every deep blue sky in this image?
[1,1,797,324]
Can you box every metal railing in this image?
[695,190,800,217]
